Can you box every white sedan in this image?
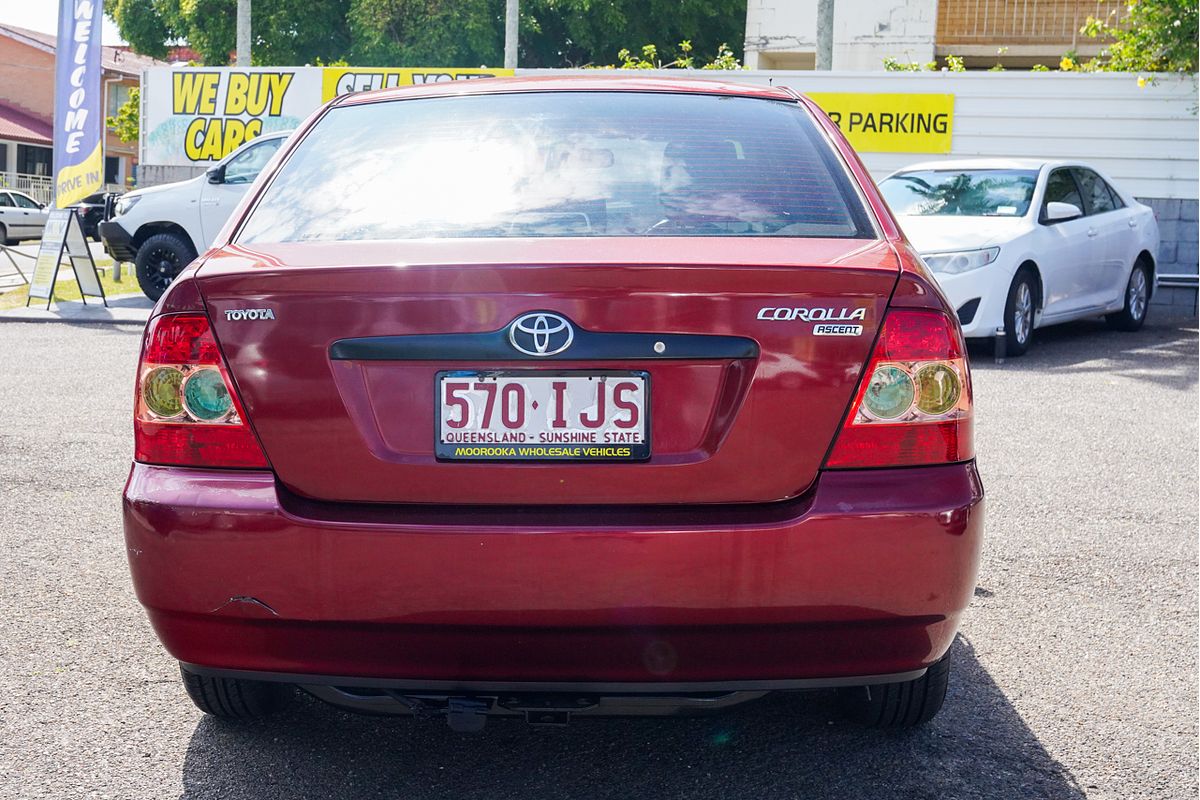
[879,158,1159,355]
[0,189,49,244]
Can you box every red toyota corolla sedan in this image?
[123,77,983,731]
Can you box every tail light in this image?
[825,309,973,468]
[134,312,269,468]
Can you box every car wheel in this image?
[1106,258,1151,332]
[135,232,196,301]
[0,222,7,246]
[180,665,293,720]
[837,654,950,728]
[1003,270,1037,357]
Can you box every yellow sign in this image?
[146,67,514,166]
[320,68,513,102]
[808,93,954,154]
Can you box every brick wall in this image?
[0,37,54,120]
[1139,197,1199,310]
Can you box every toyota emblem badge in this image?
[508,312,574,357]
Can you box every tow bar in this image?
[378,692,601,731]
[445,697,490,732]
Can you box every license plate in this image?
[436,371,650,461]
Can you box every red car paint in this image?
[124,77,982,697]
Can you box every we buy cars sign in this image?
[140,66,513,167]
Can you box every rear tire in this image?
[180,665,293,720]
[837,655,950,728]
[1003,270,1037,357]
[0,222,9,246]
[1106,258,1151,332]
[135,232,195,301]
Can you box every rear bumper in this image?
[123,462,984,686]
[99,220,136,262]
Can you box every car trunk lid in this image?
[198,237,898,505]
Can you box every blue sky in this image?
[0,3,126,46]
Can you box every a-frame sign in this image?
[27,208,107,309]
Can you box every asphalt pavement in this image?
[0,312,1195,799]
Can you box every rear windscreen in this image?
[236,92,875,243]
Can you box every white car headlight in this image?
[921,247,1000,275]
[114,195,141,217]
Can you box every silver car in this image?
[0,190,50,244]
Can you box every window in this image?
[238,92,874,243]
[1042,169,1083,220]
[17,145,51,177]
[107,82,132,117]
[11,192,39,209]
[105,156,120,185]
[0,193,13,208]
[879,169,1037,217]
[223,137,283,185]
[1072,168,1122,215]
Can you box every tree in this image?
[107,87,140,143]
[107,0,353,66]
[347,0,502,66]
[520,0,746,67]
[110,0,747,69]
[1082,0,1198,73]
[347,0,747,68]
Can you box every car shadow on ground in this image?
[178,637,1085,800]
[965,313,1198,391]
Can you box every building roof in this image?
[0,101,52,146]
[0,23,165,76]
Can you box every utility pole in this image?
[504,0,518,69]
[816,0,834,70]
[236,0,252,67]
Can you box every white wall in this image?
[744,0,937,71]
[523,70,1199,200]
[832,1,938,70]
[743,0,817,69]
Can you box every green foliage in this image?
[107,0,352,65]
[1082,0,1198,73]
[882,57,929,72]
[1030,63,1050,72]
[882,55,964,72]
[106,87,140,144]
[602,40,742,70]
[700,43,743,70]
[109,0,747,69]
[347,0,500,67]
[521,0,746,68]
[107,0,176,59]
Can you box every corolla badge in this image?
[509,312,574,357]
[756,306,867,322]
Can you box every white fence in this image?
[522,70,1199,201]
[0,172,53,205]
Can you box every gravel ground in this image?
[0,313,1195,799]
